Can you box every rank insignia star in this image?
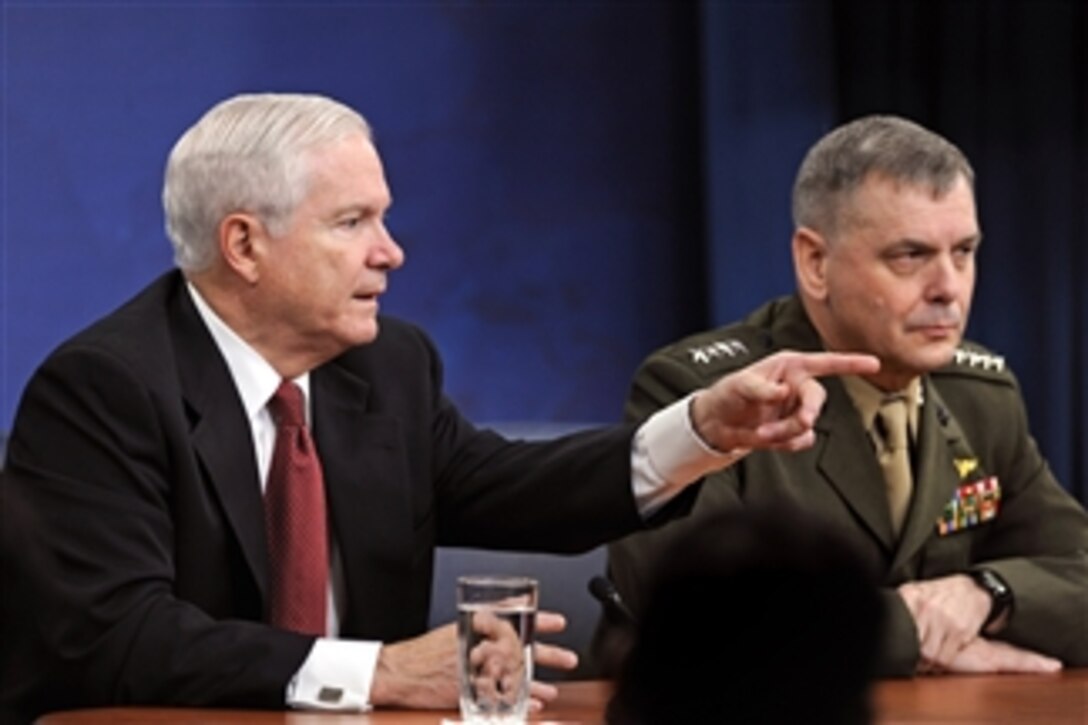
[687,339,749,365]
[953,348,1006,372]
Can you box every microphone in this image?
[588,575,636,625]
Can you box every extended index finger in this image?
[786,352,880,380]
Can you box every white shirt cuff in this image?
[286,638,381,711]
[632,393,749,516]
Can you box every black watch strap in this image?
[969,568,1014,628]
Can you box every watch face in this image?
[972,569,1012,629]
[979,570,1009,597]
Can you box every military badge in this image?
[937,476,1001,535]
[953,457,979,479]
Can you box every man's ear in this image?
[793,227,830,302]
[218,213,264,284]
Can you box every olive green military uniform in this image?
[600,296,1088,675]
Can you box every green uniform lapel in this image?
[815,376,898,554]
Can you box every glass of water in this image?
[456,575,538,723]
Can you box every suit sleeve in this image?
[3,346,313,715]
[409,325,644,554]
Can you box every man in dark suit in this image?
[0,93,878,722]
[597,115,1088,677]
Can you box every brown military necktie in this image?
[875,395,912,536]
[264,380,329,635]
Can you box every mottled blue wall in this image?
[2,1,706,430]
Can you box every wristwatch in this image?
[968,568,1014,629]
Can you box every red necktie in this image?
[264,380,328,635]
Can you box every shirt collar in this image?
[186,281,311,419]
[840,375,922,439]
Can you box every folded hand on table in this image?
[918,638,1062,675]
[898,574,992,667]
[899,574,1061,674]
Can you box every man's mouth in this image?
[353,287,384,302]
[910,324,960,339]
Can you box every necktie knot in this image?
[840,375,916,537]
[269,380,306,429]
[876,396,909,453]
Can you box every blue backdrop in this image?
[2,1,705,430]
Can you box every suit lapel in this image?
[312,360,415,637]
[815,377,897,553]
[169,279,269,597]
[772,299,897,553]
[890,379,965,572]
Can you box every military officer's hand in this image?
[919,637,1062,675]
[691,350,880,453]
[898,574,992,668]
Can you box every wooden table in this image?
[874,670,1087,724]
[37,670,1088,724]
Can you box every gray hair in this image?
[791,115,974,237]
[163,93,372,271]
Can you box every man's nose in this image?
[925,253,968,303]
[372,222,406,271]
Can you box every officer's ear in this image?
[793,227,829,302]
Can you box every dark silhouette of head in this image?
[608,506,883,724]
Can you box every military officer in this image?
[596,115,1088,676]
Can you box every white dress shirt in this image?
[187,283,740,710]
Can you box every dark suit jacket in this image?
[598,296,1088,676]
[0,271,645,720]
